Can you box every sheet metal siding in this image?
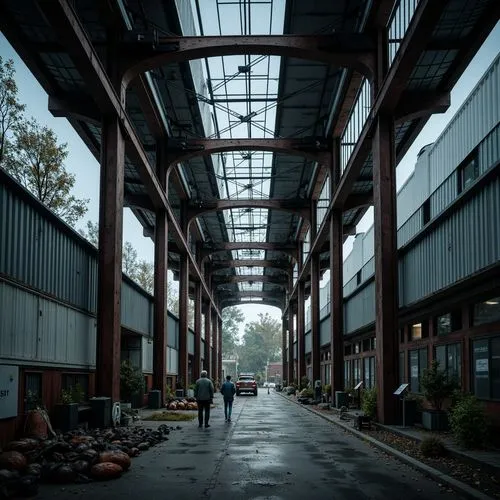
[304,332,311,355]
[428,57,500,192]
[344,281,375,335]
[142,337,153,374]
[0,182,96,311]
[188,330,195,355]
[121,280,152,335]
[0,280,95,367]
[401,177,500,305]
[167,347,178,375]
[479,125,500,175]
[167,313,179,349]
[320,317,330,347]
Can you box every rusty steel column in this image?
[330,137,344,399]
[193,280,202,381]
[95,115,124,402]
[288,303,295,384]
[310,251,321,385]
[218,315,223,385]
[204,303,211,373]
[153,145,168,404]
[297,239,306,386]
[178,256,189,391]
[373,112,399,424]
[330,209,344,397]
[211,309,218,381]
[281,315,288,385]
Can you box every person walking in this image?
[220,375,236,422]
[194,370,214,428]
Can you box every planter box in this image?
[398,399,418,426]
[54,403,79,433]
[422,410,449,431]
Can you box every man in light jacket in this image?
[194,370,214,428]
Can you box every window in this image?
[435,343,461,383]
[458,152,479,193]
[356,270,362,286]
[473,297,500,326]
[25,373,42,411]
[399,352,405,385]
[472,337,500,400]
[61,374,89,402]
[409,347,427,393]
[422,198,431,225]
[362,338,371,352]
[354,342,360,354]
[400,328,406,343]
[353,359,361,385]
[344,360,352,389]
[435,311,462,336]
[363,356,376,389]
[411,323,422,340]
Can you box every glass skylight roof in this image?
[191,0,286,292]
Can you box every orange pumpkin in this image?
[99,450,131,470]
[0,451,27,471]
[90,462,123,480]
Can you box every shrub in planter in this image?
[421,361,458,412]
[300,376,310,390]
[420,437,447,458]
[449,393,488,449]
[120,360,144,404]
[361,387,377,419]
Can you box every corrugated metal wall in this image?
[305,332,311,354]
[320,317,330,346]
[0,180,96,311]
[344,281,375,334]
[428,56,499,192]
[121,279,153,335]
[401,176,500,305]
[0,280,95,367]
[142,337,153,374]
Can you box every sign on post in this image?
[0,365,19,419]
[393,383,409,396]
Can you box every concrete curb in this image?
[279,393,493,500]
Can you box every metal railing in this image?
[388,0,420,66]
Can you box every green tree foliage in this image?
[221,306,244,357]
[238,312,281,373]
[122,241,138,277]
[2,118,89,225]
[136,260,154,295]
[0,57,25,163]
[78,220,99,247]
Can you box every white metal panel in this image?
[304,332,311,354]
[167,347,178,375]
[428,56,500,192]
[142,337,153,374]
[344,281,375,334]
[0,280,38,360]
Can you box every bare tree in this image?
[78,220,99,247]
[0,57,25,163]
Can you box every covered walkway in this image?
[35,393,464,500]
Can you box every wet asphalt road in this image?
[37,392,465,499]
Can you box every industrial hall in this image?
[1,0,500,459]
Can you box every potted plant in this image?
[421,360,458,431]
[54,387,79,432]
[323,384,332,403]
[120,360,144,409]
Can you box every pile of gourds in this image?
[0,424,174,498]
[166,398,198,411]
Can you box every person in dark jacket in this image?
[220,375,236,422]
[194,370,214,428]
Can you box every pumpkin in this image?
[72,460,90,474]
[99,450,131,470]
[0,451,27,471]
[6,439,39,452]
[91,462,123,480]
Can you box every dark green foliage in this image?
[361,387,377,419]
[120,360,144,402]
[300,376,310,390]
[421,360,459,411]
[449,393,488,449]
[420,437,447,457]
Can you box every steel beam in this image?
[48,94,100,125]
[123,34,375,86]
[211,259,291,273]
[373,113,399,424]
[395,91,450,123]
[213,275,287,286]
[178,256,189,390]
[201,242,298,262]
[193,281,202,381]
[220,299,283,310]
[95,116,124,402]
[188,199,310,226]
[165,137,332,172]
[204,303,211,373]
[288,301,295,384]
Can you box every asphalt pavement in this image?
[37,391,466,499]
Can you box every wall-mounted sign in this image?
[0,365,19,419]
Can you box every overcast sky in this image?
[1,20,498,337]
